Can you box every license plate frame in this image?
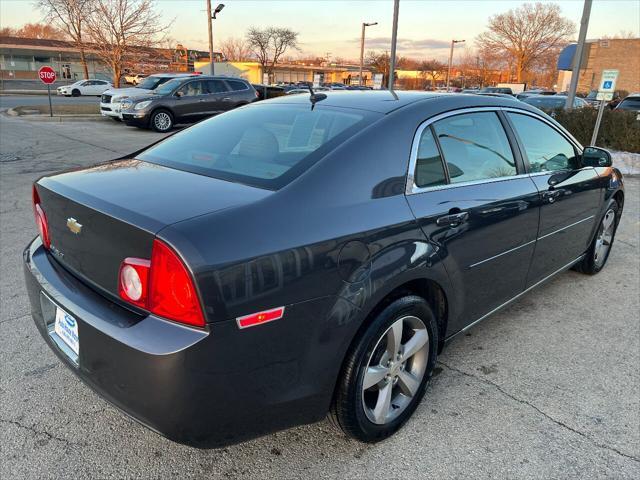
[41,292,80,366]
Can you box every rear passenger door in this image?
[203,79,231,116]
[405,110,540,332]
[505,112,604,286]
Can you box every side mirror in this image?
[582,146,612,167]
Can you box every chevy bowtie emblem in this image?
[66,217,82,235]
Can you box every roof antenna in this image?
[307,84,326,110]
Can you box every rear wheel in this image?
[330,296,438,443]
[575,199,620,275]
[150,109,173,132]
[71,89,80,97]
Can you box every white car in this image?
[124,73,148,85]
[100,73,199,120]
[57,79,112,97]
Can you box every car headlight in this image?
[134,100,152,110]
[120,100,133,109]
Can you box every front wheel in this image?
[71,89,80,97]
[330,296,438,443]
[150,109,173,132]
[575,199,620,275]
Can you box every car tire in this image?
[71,89,80,97]
[150,109,173,133]
[111,117,122,122]
[330,295,438,443]
[575,198,620,275]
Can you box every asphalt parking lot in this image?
[0,112,638,479]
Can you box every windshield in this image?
[136,76,167,90]
[618,97,640,110]
[137,104,376,189]
[154,78,183,96]
[523,96,565,109]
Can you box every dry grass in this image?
[14,104,100,115]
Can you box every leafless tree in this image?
[246,27,299,79]
[476,2,575,83]
[5,22,66,40]
[419,59,446,87]
[37,0,91,78]
[219,37,252,62]
[85,0,171,87]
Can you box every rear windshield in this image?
[137,104,374,189]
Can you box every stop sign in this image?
[38,66,57,85]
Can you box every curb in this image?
[18,114,109,122]
[0,90,51,95]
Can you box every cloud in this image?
[357,37,451,51]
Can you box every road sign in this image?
[598,69,618,93]
[37,65,56,117]
[596,92,613,101]
[38,66,57,85]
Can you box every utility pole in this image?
[565,0,593,110]
[207,0,214,73]
[359,22,377,87]
[388,0,399,91]
[446,39,465,91]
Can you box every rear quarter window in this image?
[137,104,375,189]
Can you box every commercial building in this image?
[557,38,640,94]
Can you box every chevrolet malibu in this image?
[24,91,624,447]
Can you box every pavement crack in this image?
[616,239,637,249]
[0,313,30,325]
[438,361,640,464]
[0,418,83,447]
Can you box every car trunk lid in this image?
[36,158,270,298]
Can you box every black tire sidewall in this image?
[72,89,80,97]
[335,296,439,442]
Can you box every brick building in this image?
[557,38,640,94]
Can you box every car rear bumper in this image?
[23,237,342,447]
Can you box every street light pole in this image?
[446,39,465,91]
[207,2,225,75]
[359,22,378,87]
[565,0,593,110]
[388,0,400,91]
[207,0,214,71]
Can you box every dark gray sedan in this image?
[24,91,624,447]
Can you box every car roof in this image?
[264,90,447,113]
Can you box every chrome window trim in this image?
[406,106,584,196]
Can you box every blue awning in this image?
[557,44,576,71]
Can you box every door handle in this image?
[222,97,232,101]
[436,212,469,227]
[542,190,562,203]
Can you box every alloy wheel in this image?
[362,315,430,425]
[594,208,615,267]
[154,112,171,131]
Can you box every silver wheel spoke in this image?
[386,320,403,356]
[603,213,614,230]
[397,369,420,397]
[363,365,389,390]
[402,329,429,360]
[602,231,613,245]
[372,382,393,424]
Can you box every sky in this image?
[1,0,639,61]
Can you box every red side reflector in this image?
[236,307,285,329]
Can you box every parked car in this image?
[475,92,517,99]
[124,73,148,85]
[285,88,312,95]
[516,90,556,100]
[56,79,112,97]
[100,73,200,121]
[119,75,258,132]
[25,92,624,448]
[522,94,589,111]
[251,83,286,100]
[479,86,514,95]
[614,92,640,113]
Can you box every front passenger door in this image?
[172,80,209,123]
[506,112,604,286]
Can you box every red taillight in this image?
[236,307,285,329]
[118,239,205,327]
[32,185,50,249]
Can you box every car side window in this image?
[507,113,578,172]
[414,127,447,188]
[177,81,205,97]
[226,80,248,91]
[432,112,517,183]
[207,80,228,94]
